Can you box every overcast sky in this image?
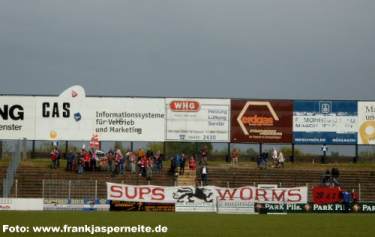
[0,0,374,100]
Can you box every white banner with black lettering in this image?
[0,96,35,140]
[165,98,230,142]
[85,98,165,141]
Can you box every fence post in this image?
[279,182,282,187]
[358,183,361,201]
[95,180,98,201]
[42,179,45,199]
[226,181,229,188]
[306,183,309,202]
[15,179,18,198]
[68,180,71,202]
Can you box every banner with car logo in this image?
[165,98,230,142]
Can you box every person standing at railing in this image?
[231,148,240,167]
[50,147,59,169]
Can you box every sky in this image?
[0,0,374,100]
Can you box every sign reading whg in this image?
[166,98,230,142]
[293,100,357,144]
[358,102,375,145]
[231,100,293,143]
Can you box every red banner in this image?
[312,186,342,204]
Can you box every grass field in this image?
[0,212,374,237]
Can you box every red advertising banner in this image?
[312,186,342,204]
[231,100,293,143]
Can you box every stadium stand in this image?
[6,163,375,202]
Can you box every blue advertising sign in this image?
[293,100,357,144]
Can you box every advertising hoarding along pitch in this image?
[231,100,293,143]
[293,100,357,144]
[166,98,230,142]
[358,102,375,144]
[106,183,308,204]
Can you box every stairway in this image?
[177,169,196,186]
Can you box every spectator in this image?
[65,151,75,171]
[154,151,162,174]
[50,147,59,169]
[351,189,359,204]
[137,148,145,159]
[201,165,208,186]
[189,155,196,172]
[321,144,328,163]
[146,157,153,180]
[140,156,147,177]
[200,145,208,164]
[129,152,137,174]
[180,153,186,175]
[231,148,240,166]
[90,149,97,171]
[169,156,176,175]
[81,149,91,171]
[115,149,124,175]
[278,151,285,168]
[272,147,278,167]
[321,170,331,186]
[107,149,115,173]
[175,154,182,174]
[77,152,84,174]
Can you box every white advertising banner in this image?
[166,98,230,142]
[34,96,90,140]
[0,198,44,211]
[107,183,308,205]
[0,96,35,140]
[358,102,375,144]
[86,98,165,141]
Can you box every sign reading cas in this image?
[165,98,230,142]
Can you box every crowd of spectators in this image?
[256,148,285,169]
[52,146,167,180]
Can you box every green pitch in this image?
[0,212,374,237]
